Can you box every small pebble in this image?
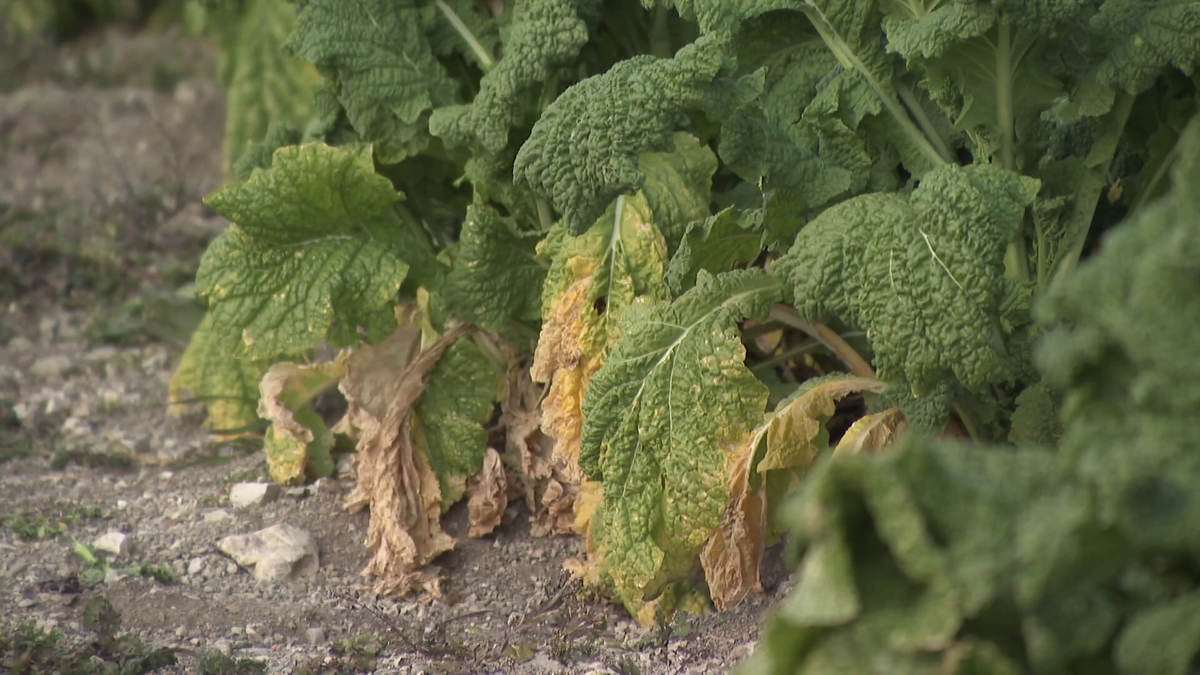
[93,531,130,557]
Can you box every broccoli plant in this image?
[171,0,1200,632]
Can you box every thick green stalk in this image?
[802,4,953,169]
[435,0,494,72]
[1049,91,1136,290]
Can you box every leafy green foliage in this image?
[513,32,729,234]
[430,0,597,157]
[197,0,320,175]
[285,0,460,163]
[181,0,1200,641]
[775,163,1039,397]
[743,116,1200,675]
[413,338,505,503]
[444,202,547,331]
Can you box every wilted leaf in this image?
[701,373,888,610]
[340,320,470,597]
[700,431,767,611]
[467,447,507,538]
[580,269,780,619]
[835,407,906,455]
[257,356,347,484]
[503,364,578,537]
[760,374,888,472]
[532,193,670,482]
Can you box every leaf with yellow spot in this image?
[700,373,888,611]
[531,192,670,483]
[835,407,907,455]
[579,269,782,620]
[759,374,889,472]
[197,143,418,360]
[169,311,270,437]
[257,355,347,484]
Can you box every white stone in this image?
[31,355,73,379]
[203,509,234,523]
[217,524,319,582]
[92,531,130,557]
[187,558,206,576]
[229,482,281,509]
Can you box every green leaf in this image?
[285,0,460,163]
[719,12,872,205]
[429,0,595,157]
[445,202,547,332]
[1008,382,1062,445]
[638,132,721,251]
[665,207,763,296]
[580,268,781,609]
[880,0,995,60]
[907,17,1064,169]
[413,338,505,504]
[514,33,729,234]
[1090,1,1200,101]
[211,0,320,176]
[198,144,412,359]
[233,122,301,180]
[169,311,269,435]
[798,0,954,170]
[775,163,1040,396]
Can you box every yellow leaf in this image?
[700,374,888,611]
[760,375,887,472]
[257,356,346,484]
[835,407,907,456]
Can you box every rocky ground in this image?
[0,23,792,675]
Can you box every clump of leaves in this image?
[0,596,178,674]
[195,650,268,675]
[72,540,178,586]
[743,115,1200,674]
[177,0,1200,634]
[2,504,104,541]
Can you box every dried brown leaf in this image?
[700,432,767,611]
[341,320,474,597]
[467,447,507,537]
[503,361,579,537]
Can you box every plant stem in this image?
[1049,90,1136,290]
[802,4,953,169]
[896,81,954,165]
[535,197,555,232]
[750,340,821,372]
[768,304,876,378]
[435,0,495,72]
[950,400,981,441]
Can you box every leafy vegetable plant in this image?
[170,0,1200,641]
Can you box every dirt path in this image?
[1,26,787,675]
